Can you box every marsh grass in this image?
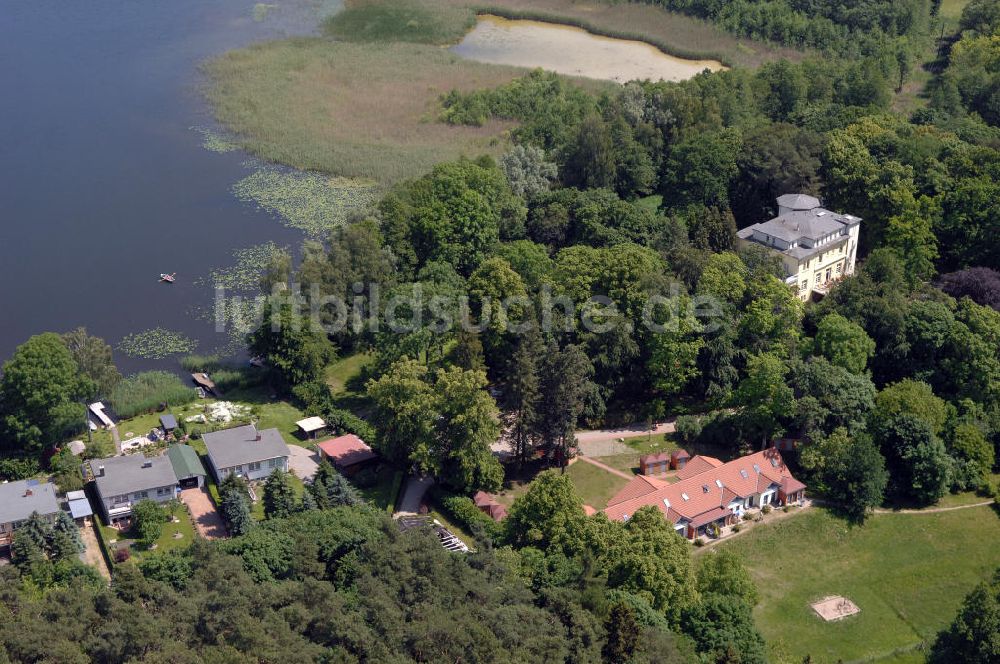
[204,39,521,184]
[110,371,197,419]
[325,0,475,45]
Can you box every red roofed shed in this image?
[316,434,377,475]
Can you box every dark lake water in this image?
[0,0,340,373]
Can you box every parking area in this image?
[288,444,319,481]
[179,487,227,540]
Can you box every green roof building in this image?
[167,444,207,489]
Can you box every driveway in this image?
[395,476,434,516]
[180,487,227,540]
[288,444,319,481]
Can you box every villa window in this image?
[249,461,261,471]
[836,263,842,274]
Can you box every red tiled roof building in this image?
[604,449,805,540]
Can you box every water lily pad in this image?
[190,125,240,153]
[232,167,378,236]
[118,328,198,359]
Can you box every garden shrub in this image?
[438,494,502,540]
[0,456,41,481]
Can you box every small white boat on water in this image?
[160,272,176,283]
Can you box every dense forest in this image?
[3,0,1000,661]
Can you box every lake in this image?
[451,15,725,83]
[0,0,342,373]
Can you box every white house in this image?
[89,454,179,524]
[203,424,290,482]
[0,479,60,549]
[737,194,861,301]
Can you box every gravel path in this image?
[79,521,111,581]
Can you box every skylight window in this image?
[753,464,760,473]
[662,498,671,509]
[715,479,723,488]
[702,485,710,493]
[740,469,749,479]
[681,493,689,501]
[770,458,779,467]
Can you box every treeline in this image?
[927,0,1000,128]
[632,0,929,56]
[0,497,768,663]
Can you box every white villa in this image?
[737,194,861,301]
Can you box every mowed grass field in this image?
[716,505,1000,664]
[205,38,522,184]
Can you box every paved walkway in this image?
[79,521,111,581]
[180,487,227,540]
[575,455,634,480]
[288,445,319,481]
[395,475,434,515]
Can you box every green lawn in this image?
[593,434,681,476]
[716,506,1000,664]
[566,461,630,510]
[102,501,197,563]
[325,352,374,395]
[356,465,403,511]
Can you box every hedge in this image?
[438,494,502,540]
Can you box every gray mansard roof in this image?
[775,193,821,211]
[91,454,178,498]
[203,425,290,469]
[738,194,861,260]
[0,479,60,525]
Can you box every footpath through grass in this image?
[717,505,1000,664]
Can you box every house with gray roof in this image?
[0,479,61,549]
[203,424,290,482]
[737,194,861,301]
[88,454,179,524]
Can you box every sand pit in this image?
[811,596,860,621]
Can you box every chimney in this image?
[142,461,152,469]
[24,489,32,497]
[98,465,105,477]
